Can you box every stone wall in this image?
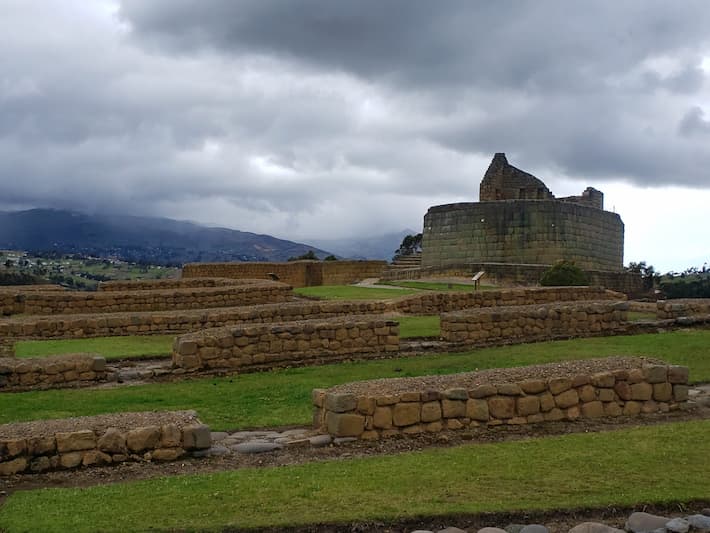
[98,277,245,291]
[422,200,624,272]
[657,299,710,319]
[0,287,619,347]
[393,286,623,315]
[0,411,211,476]
[5,281,290,316]
[440,301,628,344]
[0,292,23,316]
[182,261,387,288]
[0,354,112,392]
[172,317,399,372]
[312,357,689,439]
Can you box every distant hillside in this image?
[310,229,416,260]
[0,209,332,265]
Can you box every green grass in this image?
[398,315,440,338]
[384,280,496,291]
[14,335,174,359]
[1,330,708,431]
[294,284,418,300]
[1,420,708,532]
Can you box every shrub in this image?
[540,260,589,286]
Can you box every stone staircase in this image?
[381,252,423,280]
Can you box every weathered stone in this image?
[393,403,420,426]
[665,518,690,533]
[357,397,376,415]
[97,428,127,454]
[604,402,623,417]
[308,435,332,447]
[581,401,604,418]
[623,401,641,415]
[443,388,468,400]
[442,399,466,418]
[626,512,670,533]
[548,377,572,394]
[478,528,508,533]
[182,424,212,450]
[591,372,615,388]
[27,436,55,456]
[82,450,112,467]
[59,452,84,469]
[488,396,515,419]
[497,383,522,396]
[520,525,549,533]
[469,384,497,398]
[56,430,96,453]
[630,382,653,401]
[325,412,365,437]
[686,514,710,530]
[0,438,26,458]
[233,442,283,454]
[517,396,540,416]
[311,388,326,407]
[544,408,565,421]
[29,456,51,473]
[152,448,185,461]
[643,365,668,384]
[614,382,632,400]
[0,457,28,475]
[673,385,689,401]
[568,523,625,533]
[597,388,615,402]
[538,392,555,412]
[554,389,579,409]
[421,401,442,422]
[578,385,596,403]
[126,426,161,453]
[373,406,393,429]
[518,379,546,394]
[652,382,672,402]
[325,393,358,413]
[160,424,182,448]
[668,366,689,384]
[466,399,489,421]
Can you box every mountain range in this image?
[0,209,410,265]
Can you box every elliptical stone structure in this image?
[422,153,625,272]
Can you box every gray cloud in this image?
[0,0,709,244]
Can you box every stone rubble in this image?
[405,510,710,533]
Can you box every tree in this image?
[393,233,423,261]
[626,261,659,291]
[288,250,318,261]
[540,260,589,286]
[323,255,338,261]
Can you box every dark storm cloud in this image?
[2,1,710,242]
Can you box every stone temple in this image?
[421,153,625,273]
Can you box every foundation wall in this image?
[97,277,245,291]
[0,354,112,392]
[172,317,400,372]
[313,360,689,439]
[0,412,211,476]
[657,299,710,319]
[440,301,628,344]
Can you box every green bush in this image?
[659,273,710,298]
[540,260,589,286]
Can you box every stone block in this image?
[488,396,515,419]
[356,397,376,415]
[548,377,572,395]
[56,430,96,453]
[554,389,579,409]
[466,399,489,421]
[591,372,615,388]
[152,448,185,461]
[614,382,631,401]
[442,399,466,418]
[29,456,52,473]
[311,388,326,407]
[27,436,55,456]
[652,382,672,402]
[604,402,622,417]
[325,393,358,413]
[578,385,596,403]
[519,379,546,394]
[443,388,468,400]
[517,396,541,416]
[544,408,565,421]
[178,341,198,356]
[59,452,84,469]
[182,424,212,450]
[82,450,112,467]
[623,401,641,415]
[630,382,652,401]
[597,388,615,402]
[325,412,365,437]
[421,401,442,422]
[0,457,28,475]
[673,385,689,401]
[643,365,667,384]
[469,384,496,398]
[581,401,604,418]
[0,438,26,459]
[97,428,127,454]
[373,406,393,429]
[393,403,421,427]
[668,366,689,384]
[126,426,161,453]
[538,392,555,412]
[160,424,182,448]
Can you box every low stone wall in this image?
[173,317,399,372]
[0,300,391,346]
[0,411,211,475]
[0,292,22,316]
[0,354,113,392]
[393,286,623,315]
[97,277,244,291]
[441,301,628,344]
[182,260,387,288]
[657,298,710,319]
[12,281,291,316]
[313,357,689,439]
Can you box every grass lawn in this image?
[294,284,418,300]
[398,315,440,338]
[383,280,496,291]
[1,420,708,532]
[14,335,174,360]
[1,330,708,431]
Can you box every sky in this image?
[1,1,709,273]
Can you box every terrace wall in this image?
[0,354,112,392]
[657,299,710,319]
[3,281,291,316]
[440,301,628,344]
[182,261,387,288]
[313,358,689,439]
[0,411,211,476]
[97,277,244,291]
[172,317,399,372]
